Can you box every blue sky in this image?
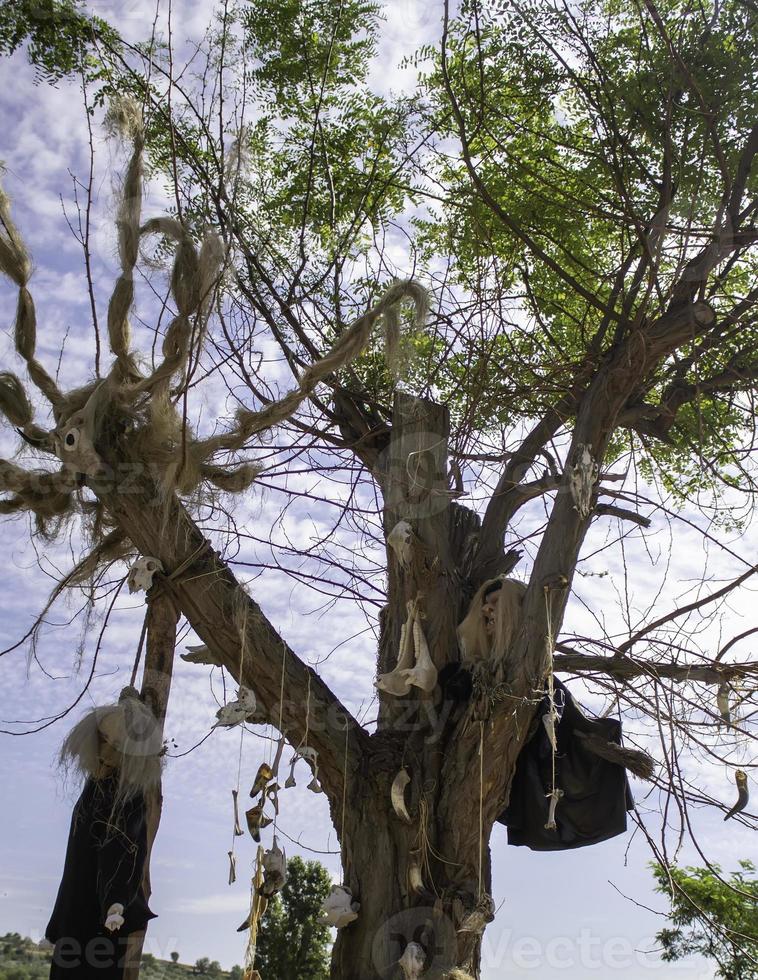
[1,1,754,976]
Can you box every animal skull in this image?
[318,884,360,928]
[261,836,287,897]
[387,520,414,569]
[398,942,426,979]
[127,556,164,594]
[212,686,259,729]
[568,443,599,519]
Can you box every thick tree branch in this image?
[553,649,758,685]
[96,471,367,798]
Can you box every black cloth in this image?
[46,775,155,955]
[49,933,138,980]
[498,678,634,850]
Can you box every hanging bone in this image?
[212,687,258,728]
[293,745,324,793]
[272,731,287,777]
[232,789,244,837]
[127,556,164,594]
[400,619,437,693]
[568,443,599,519]
[724,770,749,820]
[181,643,224,667]
[318,884,360,928]
[717,682,731,727]
[542,702,560,753]
[390,768,412,823]
[398,942,426,980]
[376,600,417,696]
[227,850,237,885]
[545,787,564,830]
[387,520,415,569]
[284,754,297,789]
[260,836,287,897]
[457,894,496,935]
[265,782,280,815]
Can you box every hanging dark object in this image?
[46,690,163,978]
[498,678,653,851]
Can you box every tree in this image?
[170,953,179,965]
[193,959,210,976]
[1,0,758,977]
[255,857,332,980]
[653,861,758,978]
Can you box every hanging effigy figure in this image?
[445,578,655,850]
[46,687,163,979]
[497,677,655,850]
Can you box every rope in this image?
[130,607,149,687]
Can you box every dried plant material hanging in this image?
[390,768,412,824]
[568,443,599,519]
[244,846,267,980]
[127,556,164,594]
[318,884,360,928]
[232,789,244,837]
[724,770,749,820]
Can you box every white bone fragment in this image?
[212,686,258,728]
[399,619,437,692]
[261,836,287,896]
[398,941,426,979]
[318,884,360,928]
[390,768,412,823]
[568,443,598,519]
[387,520,414,568]
[545,787,564,830]
[127,556,164,594]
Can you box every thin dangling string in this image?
[477,720,485,899]
[272,641,287,833]
[229,602,249,879]
[544,586,562,830]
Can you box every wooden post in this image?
[123,583,179,980]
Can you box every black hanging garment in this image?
[498,678,634,851]
[46,776,156,979]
